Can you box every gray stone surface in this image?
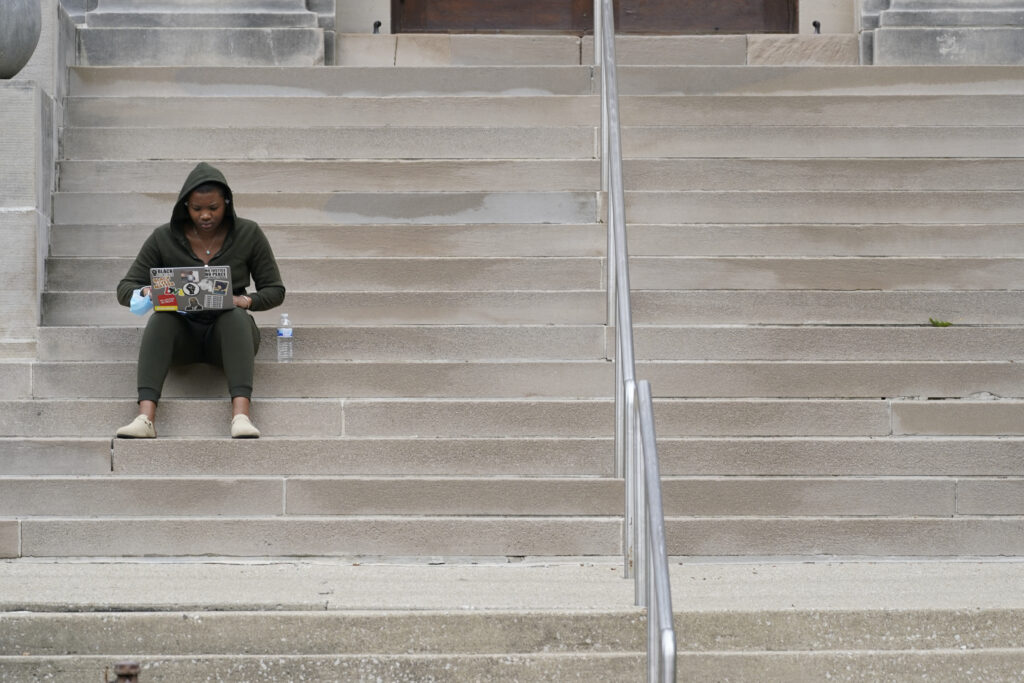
[112,437,612,476]
[632,290,1024,325]
[68,65,594,97]
[40,324,606,362]
[30,360,612,399]
[62,126,594,161]
[630,325,1024,361]
[666,517,1024,556]
[616,65,1024,96]
[285,478,621,515]
[0,478,283,516]
[873,0,1024,64]
[43,291,606,326]
[656,436,1024,476]
[875,26,1024,64]
[54,191,598,225]
[19,517,621,556]
[894,400,1024,434]
[623,126,1024,157]
[0,438,111,475]
[49,256,601,291]
[623,190,1024,224]
[0,522,17,558]
[65,95,599,126]
[0,399,344,438]
[629,256,1024,290]
[78,28,325,67]
[583,35,747,65]
[747,35,860,65]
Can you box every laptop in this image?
[150,266,234,313]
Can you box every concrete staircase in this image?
[4,33,1024,679]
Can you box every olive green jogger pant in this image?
[136,308,261,403]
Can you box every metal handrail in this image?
[594,1,676,680]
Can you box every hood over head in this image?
[170,162,237,232]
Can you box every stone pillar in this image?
[873,0,1024,63]
[0,83,52,357]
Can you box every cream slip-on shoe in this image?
[231,414,261,439]
[115,415,156,439]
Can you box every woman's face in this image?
[187,189,227,233]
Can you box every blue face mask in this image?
[130,288,154,316]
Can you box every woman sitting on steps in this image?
[114,162,286,439]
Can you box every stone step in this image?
[627,256,1024,290]
[47,256,602,291]
[58,160,598,193]
[37,325,607,362]
[60,255,1024,293]
[47,290,1024,327]
[624,191,1024,224]
[48,223,1024,258]
[7,604,1024,656]
[12,435,1024,479]
[52,192,598,225]
[40,324,1024,364]
[0,476,624,517]
[68,66,594,97]
[60,125,1024,161]
[0,653,641,681]
[0,610,641,656]
[632,290,1024,325]
[109,436,1024,477]
[66,66,1024,99]
[676,650,1024,681]
[0,439,111,475]
[3,474,1016,518]
[51,223,607,258]
[29,360,613,399]
[79,28,326,67]
[56,159,1024,193]
[664,516,1024,556]
[0,436,612,477]
[86,12,318,28]
[615,94,1024,125]
[60,126,595,161]
[622,126,1024,158]
[657,436,1024,476]
[42,291,605,326]
[0,398,930,439]
[25,359,1024,400]
[2,560,1022,679]
[628,325,1024,361]
[66,95,599,127]
[14,516,621,557]
[615,65,1024,96]
[13,514,1024,557]
[64,94,1024,128]
[338,34,586,67]
[53,189,1024,227]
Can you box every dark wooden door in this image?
[392,0,796,34]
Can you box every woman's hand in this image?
[142,286,152,300]
[233,295,253,309]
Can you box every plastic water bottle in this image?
[277,313,293,363]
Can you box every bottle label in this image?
[277,329,293,338]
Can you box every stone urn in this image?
[0,0,42,79]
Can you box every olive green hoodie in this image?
[116,162,285,312]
